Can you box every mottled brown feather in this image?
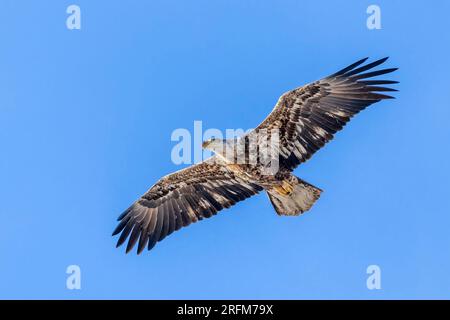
[253,57,398,171]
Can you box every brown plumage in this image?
[113,57,398,254]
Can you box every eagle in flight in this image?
[113,57,398,254]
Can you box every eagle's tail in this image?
[267,175,322,216]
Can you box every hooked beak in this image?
[202,140,211,149]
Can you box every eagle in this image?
[113,57,398,254]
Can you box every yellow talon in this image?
[282,180,294,194]
[274,181,293,196]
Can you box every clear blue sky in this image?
[1,0,449,299]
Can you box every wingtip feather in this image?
[329,57,369,77]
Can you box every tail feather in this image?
[267,176,322,216]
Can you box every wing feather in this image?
[253,57,398,171]
[113,157,263,253]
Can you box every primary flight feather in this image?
[112,57,398,254]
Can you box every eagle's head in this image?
[202,137,225,152]
[202,137,239,162]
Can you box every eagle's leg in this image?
[266,175,322,216]
[273,179,295,196]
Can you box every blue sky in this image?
[1,0,450,299]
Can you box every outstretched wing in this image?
[112,157,263,254]
[255,57,398,171]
